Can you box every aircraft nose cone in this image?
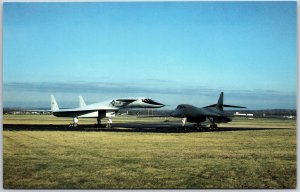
[156,102,166,108]
[152,103,165,108]
[155,103,165,107]
[142,99,165,108]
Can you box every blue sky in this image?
[3,2,297,109]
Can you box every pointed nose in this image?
[142,99,165,108]
[151,103,165,108]
[158,103,165,108]
[155,102,165,107]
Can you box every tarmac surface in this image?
[3,122,286,133]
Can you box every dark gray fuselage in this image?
[170,104,231,124]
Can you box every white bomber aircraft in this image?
[50,95,165,127]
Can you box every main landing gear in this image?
[208,117,219,130]
[180,118,205,132]
[96,117,112,128]
[193,123,205,131]
[179,117,220,132]
[106,118,112,128]
[96,117,102,127]
[68,117,113,128]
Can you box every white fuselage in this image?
[52,97,165,119]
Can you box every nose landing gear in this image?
[209,124,219,130]
[181,117,187,127]
[69,117,79,127]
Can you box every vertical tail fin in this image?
[204,92,246,110]
[50,95,59,111]
[79,96,86,107]
[216,92,224,111]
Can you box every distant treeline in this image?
[3,107,48,111]
[224,109,297,117]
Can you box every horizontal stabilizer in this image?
[222,104,246,108]
[204,104,217,108]
[204,104,246,109]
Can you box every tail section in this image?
[79,96,86,107]
[204,92,246,111]
[50,95,59,111]
[216,92,224,111]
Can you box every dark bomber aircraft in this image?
[170,92,245,130]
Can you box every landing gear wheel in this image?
[183,127,189,133]
[209,124,218,130]
[106,118,112,128]
[96,117,107,128]
[194,123,203,131]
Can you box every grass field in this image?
[3,115,297,189]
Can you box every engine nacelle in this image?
[187,116,206,123]
[214,116,232,123]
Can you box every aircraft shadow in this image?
[3,123,289,133]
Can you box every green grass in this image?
[3,115,296,189]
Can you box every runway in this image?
[3,122,286,133]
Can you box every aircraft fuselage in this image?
[170,92,244,127]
